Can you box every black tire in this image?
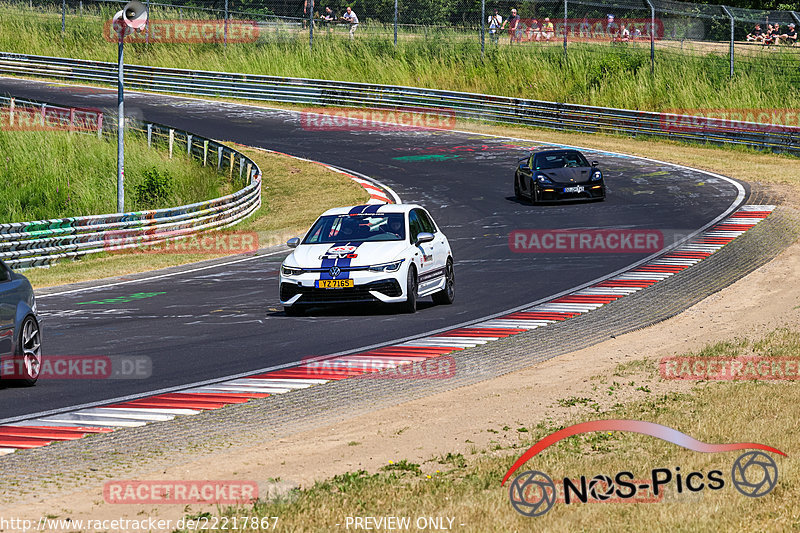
[284,305,306,317]
[432,258,455,305]
[514,175,522,200]
[529,179,539,205]
[9,316,41,386]
[400,265,417,314]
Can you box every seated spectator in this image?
[631,27,642,40]
[542,17,554,41]
[527,19,541,42]
[619,24,630,42]
[746,23,764,42]
[763,23,778,45]
[778,23,797,45]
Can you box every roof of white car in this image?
[320,203,418,217]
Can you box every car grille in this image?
[281,280,402,303]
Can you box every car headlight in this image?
[281,265,303,276]
[368,260,404,272]
[535,173,553,184]
[591,170,603,181]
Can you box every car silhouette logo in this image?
[329,266,341,278]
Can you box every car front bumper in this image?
[279,269,407,306]
[536,182,605,202]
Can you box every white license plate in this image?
[563,185,584,193]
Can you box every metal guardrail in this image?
[0,52,797,156]
[0,94,262,269]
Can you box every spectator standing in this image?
[606,13,618,40]
[503,8,521,44]
[321,6,337,32]
[341,6,359,39]
[488,9,503,45]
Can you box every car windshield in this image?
[533,150,589,170]
[303,213,406,244]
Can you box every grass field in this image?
[2,4,799,116]
[199,328,800,532]
[0,128,228,222]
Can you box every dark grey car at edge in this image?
[0,260,41,386]
[514,148,606,204]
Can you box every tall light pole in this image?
[112,2,148,213]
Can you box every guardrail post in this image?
[168,128,174,158]
[239,156,244,178]
[9,98,14,127]
[224,0,229,48]
[69,107,75,132]
[722,6,734,78]
[40,104,46,126]
[79,1,82,16]
[229,151,235,177]
[97,112,103,137]
[394,0,398,47]
[218,146,224,170]
[480,0,485,56]
[147,123,152,146]
[246,162,252,180]
[62,0,66,35]
[187,134,193,156]
[203,140,209,166]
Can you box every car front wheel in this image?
[400,265,417,314]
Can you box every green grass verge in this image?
[2,5,799,116]
[0,128,230,222]
[22,146,368,288]
[193,328,800,532]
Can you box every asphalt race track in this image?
[0,77,745,420]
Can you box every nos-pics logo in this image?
[501,420,784,517]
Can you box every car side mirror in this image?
[591,161,599,167]
[416,232,435,245]
[287,237,300,248]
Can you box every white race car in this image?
[279,204,454,315]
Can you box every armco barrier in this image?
[0,94,262,269]
[0,52,798,155]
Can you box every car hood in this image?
[537,167,593,184]
[286,241,409,268]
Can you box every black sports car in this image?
[514,149,606,204]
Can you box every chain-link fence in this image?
[4,0,800,77]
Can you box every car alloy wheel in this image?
[401,265,417,313]
[16,316,41,386]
